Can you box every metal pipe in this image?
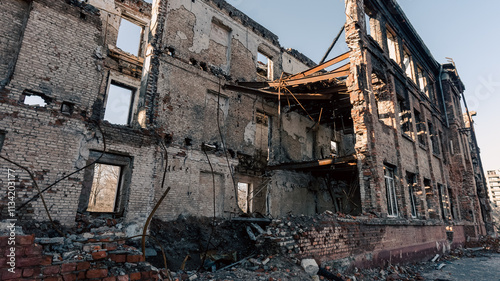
[319,26,345,64]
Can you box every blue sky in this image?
[226,0,500,172]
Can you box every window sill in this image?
[108,46,144,66]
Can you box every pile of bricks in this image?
[0,232,163,280]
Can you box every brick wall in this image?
[0,233,162,280]
[258,213,466,268]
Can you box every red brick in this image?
[1,268,22,280]
[17,256,42,267]
[126,254,144,263]
[77,271,86,279]
[76,261,90,271]
[109,254,126,263]
[23,244,43,257]
[62,273,77,281]
[130,272,141,280]
[40,255,53,266]
[17,235,35,245]
[44,277,61,281]
[42,265,60,275]
[22,268,35,277]
[103,277,117,281]
[117,275,129,281]
[104,242,118,251]
[92,250,107,260]
[86,269,108,279]
[141,271,152,279]
[61,262,77,273]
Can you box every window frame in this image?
[386,28,399,63]
[102,72,142,126]
[78,151,133,216]
[406,172,418,218]
[115,13,149,58]
[384,165,399,217]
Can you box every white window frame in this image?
[385,166,398,217]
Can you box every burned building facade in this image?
[0,0,492,267]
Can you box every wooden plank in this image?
[286,52,350,80]
[224,84,335,100]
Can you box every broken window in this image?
[384,165,398,217]
[386,29,398,62]
[255,111,271,160]
[104,82,135,125]
[364,12,372,37]
[424,178,436,218]
[398,98,412,138]
[88,164,121,213]
[406,172,418,218]
[116,17,145,56]
[237,182,253,213]
[78,151,132,215]
[257,51,273,80]
[428,121,440,155]
[403,50,414,81]
[417,67,427,94]
[438,183,451,221]
[448,187,457,219]
[414,109,426,147]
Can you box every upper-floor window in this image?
[428,121,440,155]
[257,51,274,80]
[386,29,398,63]
[417,67,427,94]
[365,12,372,37]
[384,165,398,217]
[398,98,412,138]
[104,82,135,125]
[406,172,418,218]
[414,109,427,147]
[116,17,146,57]
[403,50,415,81]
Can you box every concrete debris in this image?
[431,254,440,262]
[301,259,319,276]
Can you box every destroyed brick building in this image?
[0,0,494,274]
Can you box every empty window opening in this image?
[384,165,398,217]
[23,91,51,107]
[406,172,418,218]
[386,30,398,62]
[104,83,135,125]
[398,98,412,138]
[330,141,338,156]
[424,178,436,218]
[87,164,121,213]
[414,109,426,146]
[257,51,273,80]
[417,67,427,94]
[448,187,457,219]
[428,121,440,155]
[364,12,372,36]
[403,50,414,80]
[116,17,144,56]
[237,182,253,213]
[438,183,451,221]
[61,101,75,115]
[255,111,271,160]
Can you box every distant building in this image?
[487,170,500,207]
